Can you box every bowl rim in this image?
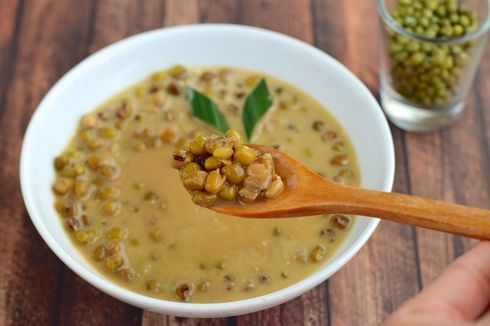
[20,24,395,317]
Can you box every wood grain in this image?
[198,0,239,23]
[89,0,163,54]
[0,0,96,324]
[237,0,313,44]
[0,0,489,325]
[0,0,21,111]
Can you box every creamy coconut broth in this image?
[52,66,360,302]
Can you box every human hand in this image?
[385,241,490,325]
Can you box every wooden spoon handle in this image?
[331,186,490,240]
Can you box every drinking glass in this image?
[377,0,490,132]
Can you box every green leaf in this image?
[187,87,230,134]
[243,79,273,141]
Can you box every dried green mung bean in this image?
[87,138,103,150]
[320,228,336,241]
[205,169,226,194]
[166,83,180,96]
[213,147,234,159]
[168,65,186,78]
[331,141,344,151]
[93,245,106,261]
[175,282,195,301]
[182,170,207,190]
[294,249,308,263]
[117,267,135,281]
[226,283,237,291]
[331,215,351,229]
[130,239,140,246]
[338,170,355,179]
[149,228,162,242]
[218,184,238,201]
[258,274,271,284]
[189,135,207,155]
[81,114,96,129]
[109,241,124,256]
[56,201,79,218]
[160,126,177,144]
[86,154,103,170]
[312,120,324,131]
[105,255,124,271]
[73,180,89,198]
[133,182,144,190]
[238,187,260,202]
[153,92,166,107]
[265,177,285,199]
[107,241,122,256]
[54,155,69,171]
[75,229,100,245]
[273,227,282,237]
[61,164,85,178]
[221,164,245,185]
[146,137,162,149]
[100,127,118,139]
[310,245,326,262]
[67,149,81,158]
[198,280,211,292]
[234,146,256,165]
[330,154,349,166]
[144,191,159,203]
[204,156,223,170]
[146,280,162,293]
[107,227,127,240]
[67,217,82,231]
[192,191,218,207]
[96,186,120,200]
[243,281,255,291]
[116,103,132,119]
[225,129,242,143]
[53,177,74,195]
[134,142,146,152]
[81,214,91,226]
[321,130,337,142]
[99,164,120,180]
[172,148,194,164]
[224,274,235,282]
[200,71,215,82]
[102,200,121,216]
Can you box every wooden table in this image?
[1,0,488,325]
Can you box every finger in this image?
[396,241,490,321]
[384,314,471,326]
[476,311,490,325]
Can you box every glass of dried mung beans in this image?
[377,0,490,132]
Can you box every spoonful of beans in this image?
[172,131,490,240]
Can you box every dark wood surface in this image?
[0,0,487,325]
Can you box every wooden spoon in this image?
[213,144,490,240]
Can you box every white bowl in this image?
[20,24,394,317]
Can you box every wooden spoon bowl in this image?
[213,144,490,240]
